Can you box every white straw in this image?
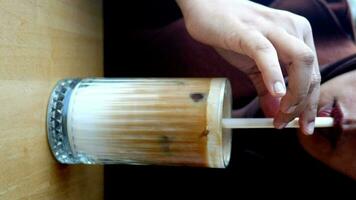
[222,117,334,129]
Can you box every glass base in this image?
[47,79,95,164]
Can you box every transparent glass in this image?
[47,78,231,168]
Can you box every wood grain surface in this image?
[0,0,103,199]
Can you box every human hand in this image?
[176,0,321,135]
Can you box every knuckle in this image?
[297,16,312,33]
[249,35,274,54]
[298,16,311,27]
[276,112,294,123]
[254,42,273,53]
[308,102,318,112]
[222,26,249,52]
[311,74,321,85]
[275,10,294,21]
[288,14,312,35]
[223,30,241,50]
[303,20,312,31]
[298,92,309,101]
[232,30,274,56]
[290,89,308,102]
[281,113,299,123]
[296,50,315,65]
[307,74,321,93]
[241,16,265,27]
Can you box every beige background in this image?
[0,0,103,199]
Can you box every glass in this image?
[47,78,232,168]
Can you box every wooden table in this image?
[0,0,103,199]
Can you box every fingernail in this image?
[275,122,287,129]
[273,81,286,96]
[286,105,297,114]
[305,121,315,135]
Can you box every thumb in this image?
[259,94,282,117]
[248,70,282,117]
